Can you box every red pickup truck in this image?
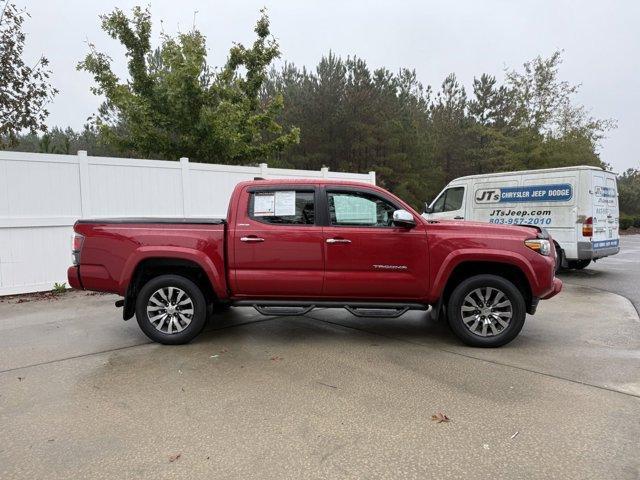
[68,179,561,347]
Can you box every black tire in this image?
[554,244,563,274]
[446,274,526,347]
[567,259,591,270]
[135,274,207,345]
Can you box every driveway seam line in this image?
[0,315,280,375]
[308,315,640,400]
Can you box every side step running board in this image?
[232,300,428,319]
[253,305,316,317]
[345,305,410,318]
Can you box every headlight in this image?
[525,239,551,256]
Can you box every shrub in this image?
[620,215,640,230]
[620,216,632,230]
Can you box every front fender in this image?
[118,246,228,299]
[429,249,539,301]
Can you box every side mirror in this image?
[393,209,416,228]
[424,203,434,214]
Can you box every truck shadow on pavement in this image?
[195,307,510,351]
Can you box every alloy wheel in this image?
[460,287,513,337]
[146,287,194,334]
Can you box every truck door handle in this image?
[454,216,464,220]
[326,238,351,244]
[240,236,264,243]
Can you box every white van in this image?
[423,166,620,270]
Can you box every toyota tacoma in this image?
[68,179,561,347]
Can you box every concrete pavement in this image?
[0,285,639,479]
[559,234,640,312]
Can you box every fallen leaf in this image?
[431,412,450,423]
[210,355,219,359]
[270,356,283,362]
[169,453,182,463]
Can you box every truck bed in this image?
[70,218,227,297]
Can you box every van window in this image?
[432,187,464,213]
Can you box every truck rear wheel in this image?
[447,274,526,347]
[135,274,207,345]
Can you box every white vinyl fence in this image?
[0,150,375,296]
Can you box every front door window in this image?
[327,191,397,227]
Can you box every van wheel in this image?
[568,259,591,270]
[554,244,563,274]
[135,274,207,345]
[447,274,526,347]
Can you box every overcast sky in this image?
[21,0,640,172]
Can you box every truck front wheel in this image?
[135,274,207,345]
[447,274,526,347]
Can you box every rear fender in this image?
[119,246,227,299]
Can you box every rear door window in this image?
[248,190,315,225]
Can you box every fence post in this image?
[77,150,91,218]
[180,157,191,217]
[368,171,376,185]
[259,163,268,179]
[321,166,329,178]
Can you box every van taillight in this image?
[72,234,84,265]
[582,217,593,237]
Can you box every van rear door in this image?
[591,172,620,251]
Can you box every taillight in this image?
[582,217,593,237]
[72,234,84,265]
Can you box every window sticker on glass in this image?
[253,193,275,216]
[274,191,296,216]
[333,195,377,224]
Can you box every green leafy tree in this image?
[78,6,298,163]
[0,1,57,147]
[618,169,640,215]
[505,51,615,155]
